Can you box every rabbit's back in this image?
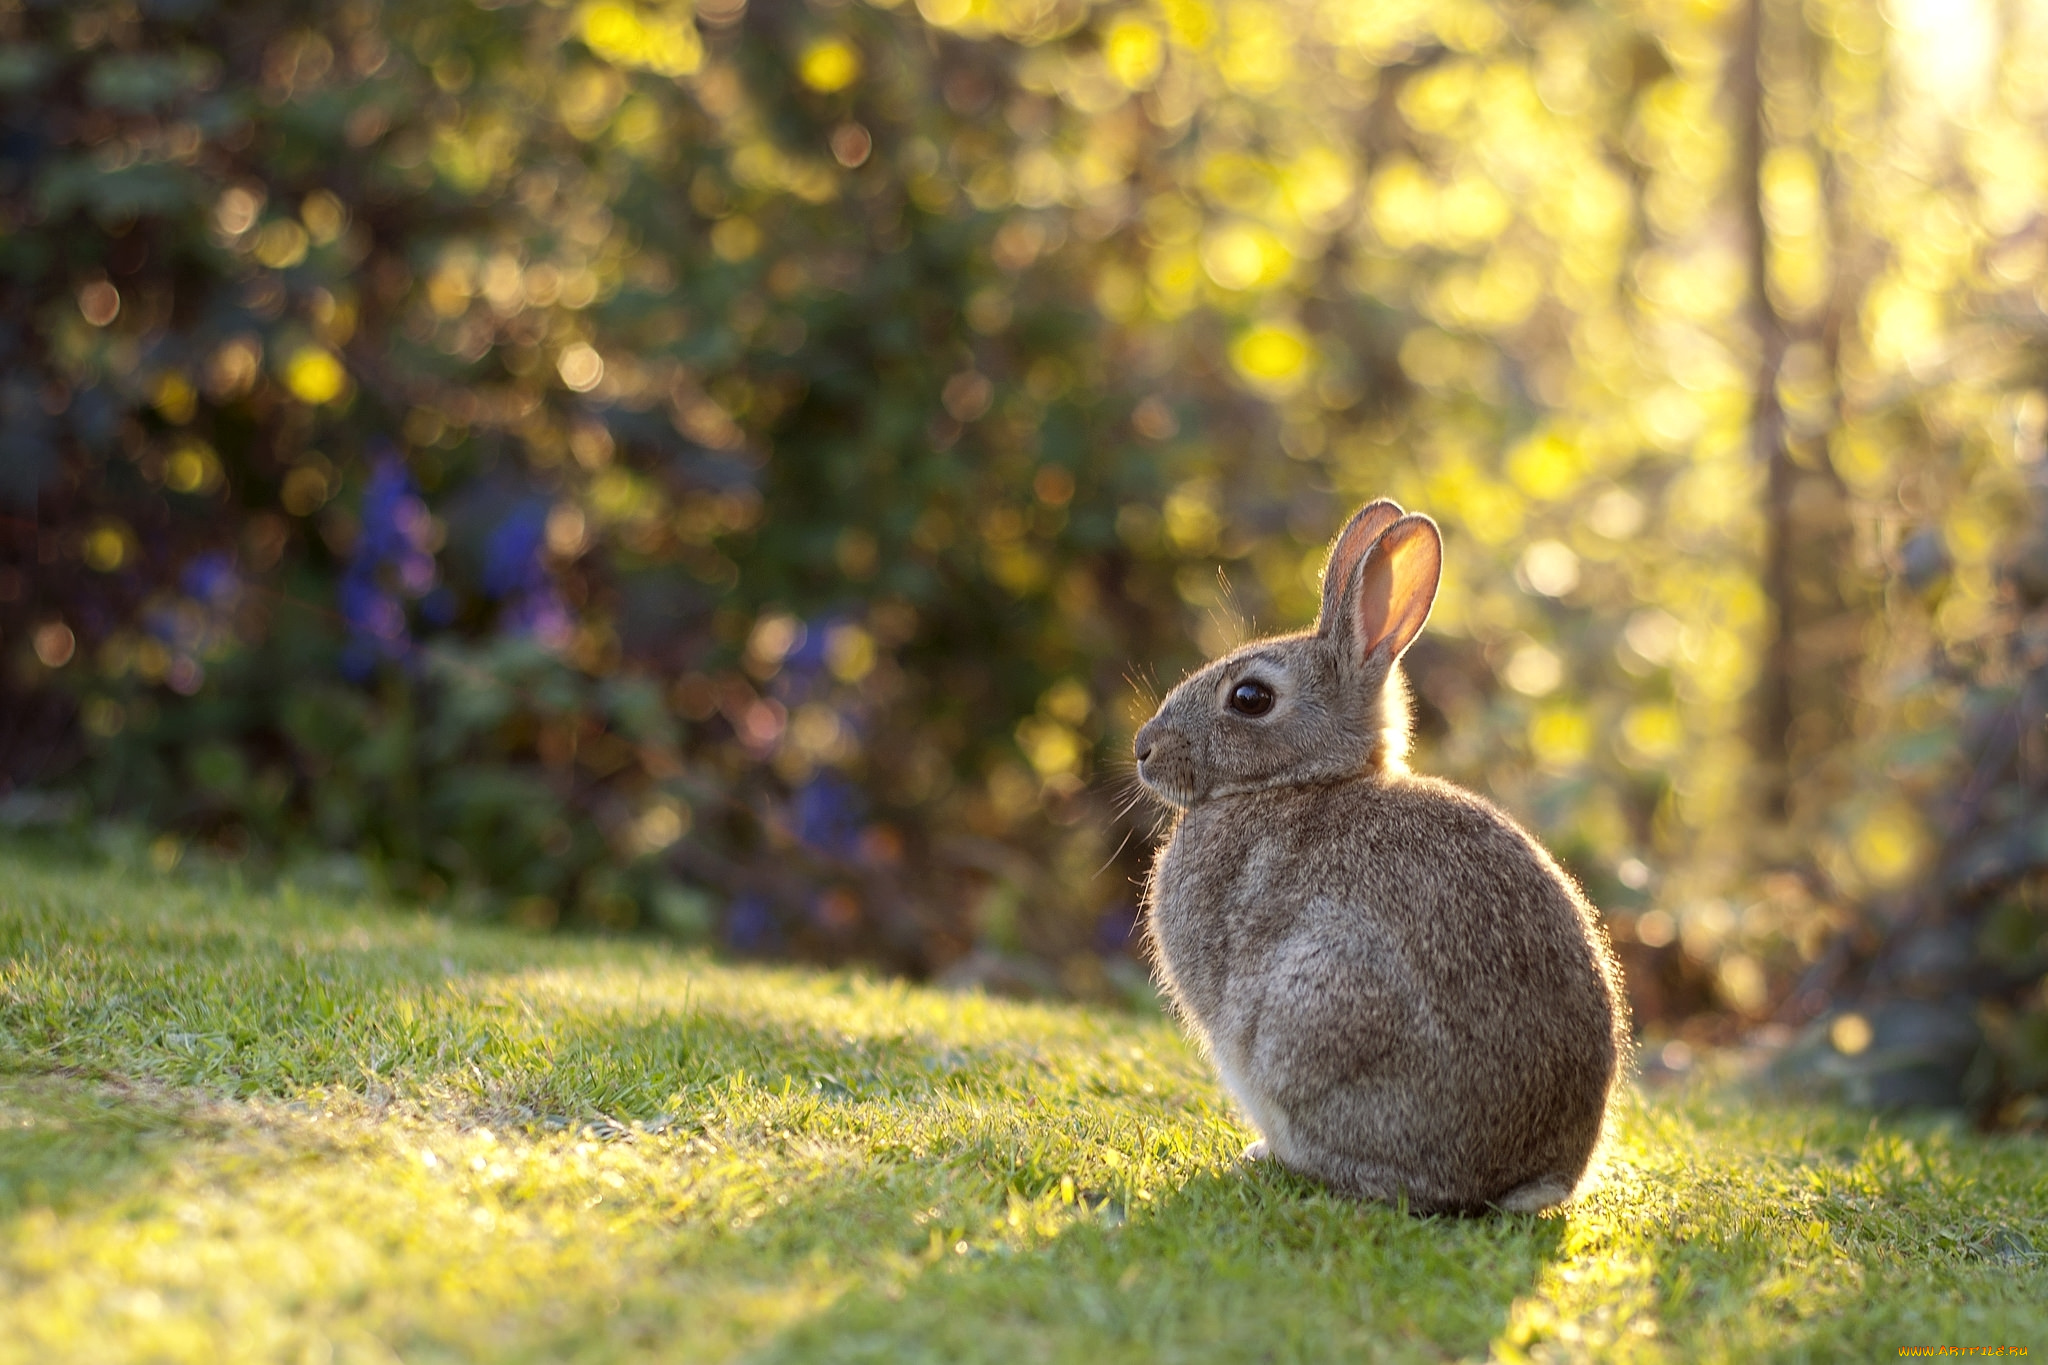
[1146,771,1623,1212]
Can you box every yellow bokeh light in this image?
[915,0,973,30]
[712,216,762,261]
[1367,159,1435,251]
[160,435,229,503]
[1621,705,1683,762]
[1437,173,1511,248]
[1200,151,1272,215]
[152,373,197,425]
[1016,715,1083,779]
[1042,678,1091,724]
[252,219,310,269]
[633,800,689,854]
[1503,642,1563,697]
[1863,279,1944,371]
[1505,431,1586,501]
[825,624,876,682]
[1156,0,1213,48]
[1398,59,1474,133]
[578,2,702,77]
[283,348,348,406]
[83,523,129,572]
[1850,804,1928,888]
[1199,221,1292,291]
[1529,705,1592,768]
[558,65,626,138]
[557,342,606,393]
[1718,954,1767,1014]
[1217,0,1292,93]
[1228,322,1313,394]
[1279,146,1354,228]
[1104,18,1163,90]
[1147,243,1203,317]
[1829,1013,1874,1056]
[1162,481,1220,553]
[798,37,861,93]
[301,189,348,245]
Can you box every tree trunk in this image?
[1735,0,1798,825]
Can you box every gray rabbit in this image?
[1134,499,1627,1215]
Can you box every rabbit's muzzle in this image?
[1133,718,1195,809]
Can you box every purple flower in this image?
[792,771,863,858]
[506,592,574,648]
[783,615,834,677]
[483,500,549,599]
[483,497,571,647]
[143,603,183,644]
[340,576,406,639]
[357,457,431,564]
[337,449,440,678]
[180,551,239,606]
[420,586,457,627]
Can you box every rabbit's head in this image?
[1134,500,1442,809]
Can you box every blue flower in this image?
[483,500,549,600]
[483,497,571,646]
[505,592,573,647]
[419,586,457,627]
[783,614,834,677]
[792,771,863,858]
[337,449,439,677]
[725,894,779,952]
[180,551,239,606]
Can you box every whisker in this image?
[1123,665,1159,709]
[1089,825,1136,880]
[1212,565,1263,650]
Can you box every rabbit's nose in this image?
[1134,721,1157,763]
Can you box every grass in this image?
[0,844,2042,1364]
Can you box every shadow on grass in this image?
[741,1166,1572,1365]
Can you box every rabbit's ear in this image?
[1316,500,1405,635]
[1344,514,1441,665]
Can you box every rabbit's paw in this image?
[1240,1139,1272,1164]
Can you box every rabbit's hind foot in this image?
[1493,1175,1574,1215]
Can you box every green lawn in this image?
[0,844,2041,1363]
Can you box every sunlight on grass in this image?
[1,845,2043,1363]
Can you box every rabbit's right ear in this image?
[1338,514,1441,667]
[1316,500,1405,635]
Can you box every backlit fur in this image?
[1134,501,1628,1215]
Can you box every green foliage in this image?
[2,844,2045,1361]
[1818,473,2048,1127]
[88,632,700,925]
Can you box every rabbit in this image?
[1133,499,1628,1215]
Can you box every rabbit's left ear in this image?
[1317,500,1404,636]
[1342,514,1441,666]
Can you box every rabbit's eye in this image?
[1228,679,1275,717]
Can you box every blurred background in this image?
[2,0,2045,1120]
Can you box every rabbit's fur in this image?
[1134,500,1627,1215]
